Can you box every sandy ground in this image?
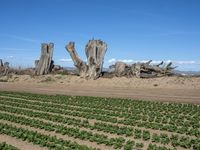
[0,134,48,150]
[0,74,200,104]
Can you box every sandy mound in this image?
[1,74,200,104]
[1,74,199,89]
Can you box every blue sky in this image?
[0,0,200,71]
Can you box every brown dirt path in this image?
[0,81,200,104]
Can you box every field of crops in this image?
[0,91,199,150]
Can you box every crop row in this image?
[1,92,200,127]
[1,92,199,129]
[1,92,199,117]
[0,122,95,150]
[0,105,145,149]
[147,144,177,150]
[0,96,122,119]
[0,112,141,149]
[1,96,199,130]
[0,142,19,150]
[0,98,118,123]
[0,106,199,149]
[0,99,200,138]
[1,91,200,150]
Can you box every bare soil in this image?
[0,75,200,104]
[0,134,47,150]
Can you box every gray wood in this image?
[0,59,3,67]
[0,60,9,76]
[113,61,126,77]
[65,42,87,77]
[3,62,9,76]
[110,61,176,78]
[35,43,54,75]
[35,60,39,68]
[65,39,107,79]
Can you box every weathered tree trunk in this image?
[0,60,9,76]
[3,62,9,76]
[65,40,107,79]
[110,61,176,78]
[0,59,3,67]
[35,43,54,75]
[113,62,127,77]
[66,42,88,77]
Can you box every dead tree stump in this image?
[35,43,54,75]
[114,62,126,77]
[110,61,176,78]
[65,39,107,79]
[0,60,9,76]
[0,59,3,67]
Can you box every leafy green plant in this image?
[0,91,199,150]
[0,142,19,150]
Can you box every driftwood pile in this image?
[65,40,107,79]
[110,60,176,78]
[0,59,9,76]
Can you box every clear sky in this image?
[0,0,200,71]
